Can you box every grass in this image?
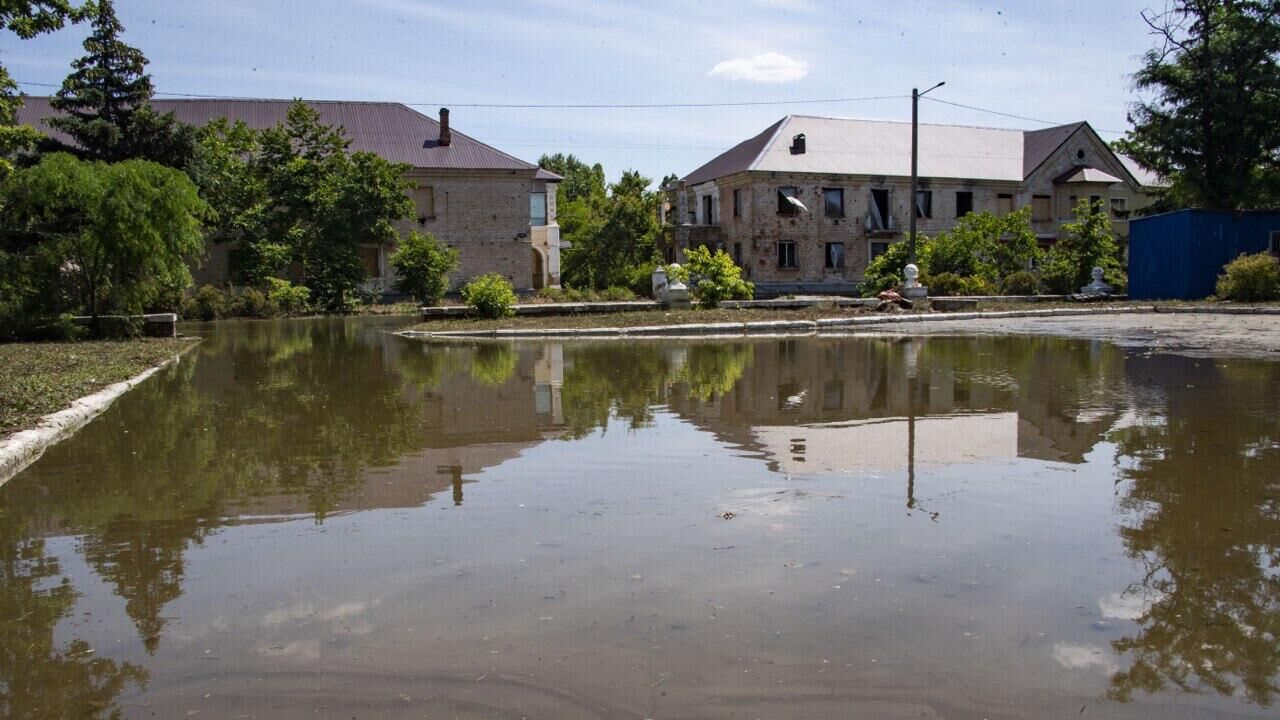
[0,337,197,437]
[406,298,1274,334]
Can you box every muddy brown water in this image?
[2,317,1278,719]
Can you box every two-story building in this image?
[666,114,1160,295]
[17,98,563,293]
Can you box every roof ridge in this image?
[785,113,1088,135]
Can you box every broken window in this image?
[996,193,1014,214]
[777,240,797,268]
[955,190,973,218]
[733,242,743,266]
[869,188,890,230]
[824,242,845,270]
[1032,195,1052,222]
[869,240,891,261]
[777,187,799,216]
[701,194,714,224]
[823,188,844,217]
[915,190,933,219]
[733,188,743,217]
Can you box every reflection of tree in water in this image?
[560,345,671,438]
[468,343,518,386]
[1,320,432,658]
[0,517,146,719]
[674,344,753,402]
[1107,355,1280,706]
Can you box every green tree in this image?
[1,1,93,178]
[861,237,916,296]
[562,169,661,289]
[389,230,459,304]
[922,208,1039,284]
[1116,1,1280,209]
[679,245,753,308]
[1,152,208,323]
[538,152,606,204]
[254,101,413,310]
[187,117,268,279]
[1041,198,1121,294]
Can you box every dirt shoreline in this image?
[869,312,1280,360]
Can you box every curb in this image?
[0,342,199,487]
[399,305,1280,341]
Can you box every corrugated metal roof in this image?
[682,114,1147,187]
[1056,166,1123,184]
[15,97,560,178]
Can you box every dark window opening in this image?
[955,191,973,217]
[869,188,890,229]
[733,188,743,217]
[996,193,1014,214]
[824,242,845,270]
[823,187,844,218]
[360,245,382,278]
[777,240,797,268]
[777,187,799,216]
[869,240,891,261]
[733,242,743,266]
[701,194,714,224]
[915,190,933,219]
[1089,194,1103,209]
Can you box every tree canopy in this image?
[1117,0,1280,209]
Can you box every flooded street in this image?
[2,318,1278,719]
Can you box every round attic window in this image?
[1077,149,1086,160]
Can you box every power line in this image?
[923,96,1128,135]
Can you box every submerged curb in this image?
[397,305,1280,341]
[0,343,198,486]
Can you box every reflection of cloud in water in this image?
[254,639,321,661]
[1052,643,1119,674]
[262,600,369,626]
[1098,590,1161,620]
[724,486,843,517]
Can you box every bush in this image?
[267,277,311,314]
[186,284,228,321]
[682,246,753,308]
[925,272,967,296]
[1001,270,1039,296]
[861,239,914,296]
[389,231,459,305]
[1104,268,1128,294]
[462,274,517,318]
[600,286,636,301]
[1216,252,1280,302]
[229,287,280,318]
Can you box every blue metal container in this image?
[1128,209,1280,300]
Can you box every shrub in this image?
[186,284,228,321]
[682,246,753,308]
[462,274,517,318]
[925,272,967,296]
[600,286,636,301]
[1104,268,1128,294]
[229,287,280,318]
[267,277,311,314]
[1216,252,1280,302]
[1001,270,1039,296]
[389,231,459,305]
[862,239,914,296]
[1041,198,1122,294]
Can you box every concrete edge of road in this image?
[397,304,1280,341]
[0,344,198,488]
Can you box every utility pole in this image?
[909,82,945,265]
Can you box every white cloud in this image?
[708,52,809,83]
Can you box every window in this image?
[1089,194,1103,210]
[360,244,381,278]
[955,191,973,218]
[777,186,799,216]
[869,188,890,230]
[1110,197,1129,219]
[1032,195,1052,222]
[777,240,797,268]
[869,240,891,261]
[996,193,1014,214]
[732,242,743,266]
[823,187,844,217]
[915,189,933,219]
[733,188,743,217]
[530,192,547,226]
[413,184,435,219]
[824,242,845,270]
[1063,194,1079,218]
[701,194,714,225]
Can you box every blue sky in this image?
[2,0,1157,183]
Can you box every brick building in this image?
[666,115,1161,295]
[16,98,563,293]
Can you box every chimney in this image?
[439,108,451,146]
[790,133,806,155]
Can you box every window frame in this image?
[529,192,547,226]
[1031,194,1052,222]
[914,189,933,219]
[776,186,799,216]
[777,240,798,268]
[413,184,436,219]
[824,242,845,270]
[822,187,844,218]
[732,188,743,218]
[868,239,892,262]
[955,190,973,218]
[700,194,714,225]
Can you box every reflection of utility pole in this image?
[437,465,465,506]
[904,342,939,521]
